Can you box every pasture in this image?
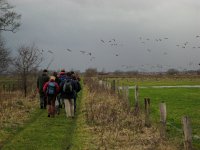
[104,75,200,148]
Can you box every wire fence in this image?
[97,78,199,150]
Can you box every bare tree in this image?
[13,44,43,97]
[167,68,179,75]
[0,34,11,73]
[0,0,21,32]
[84,68,98,77]
[0,0,21,73]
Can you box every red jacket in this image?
[43,80,59,95]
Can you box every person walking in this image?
[43,76,59,117]
[57,69,67,109]
[71,73,81,113]
[60,72,76,118]
[52,71,61,115]
[52,72,60,84]
[37,69,49,109]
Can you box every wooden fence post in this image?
[118,82,123,98]
[103,81,106,90]
[182,116,192,150]
[106,81,109,90]
[121,85,125,97]
[99,80,103,86]
[116,80,119,97]
[144,98,151,127]
[125,86,130,107]
[159,102,167,138]
[112,80,116,93]
[3,84,5,93]
[134,85,139,115]
[135,85,139,105]
[116,80,119,89]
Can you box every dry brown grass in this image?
[0,91,38,146]
[84,79,179,150]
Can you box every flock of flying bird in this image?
[43,35,200,71]
[43,38,122,61]
[139,35,200,54]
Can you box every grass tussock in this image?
[0,91,38,147]
[84,79,178,150]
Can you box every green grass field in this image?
[118,77,200,149]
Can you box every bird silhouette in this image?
[121,65,126,67]
[100,39,105,43]
[66,49,72,52]
[196,35,200,38]
[80,51,86,54]
[184,42,188,46]
[147,49,151,52]
[47,50,53,54]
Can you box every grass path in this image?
[1,91,88,150]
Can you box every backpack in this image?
[76,81,81,93]
[59,75,66,83]
[63,79,73,93]
[46,82,56,95]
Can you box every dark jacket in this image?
[37,73,49,95]
[59,77,77,99]
[74,80,81,93]
[53,76,60,85]
[58,72,66,85]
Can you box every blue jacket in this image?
[59,77,77,99]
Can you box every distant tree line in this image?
[84,67,200,77]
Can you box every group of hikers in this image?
[37,69,81,118]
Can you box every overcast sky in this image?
[3,0,200,72]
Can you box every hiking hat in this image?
[50,76,56,81]
[61,69,65,72]
[43,69,48,72]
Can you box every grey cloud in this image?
[3,0,200,72]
